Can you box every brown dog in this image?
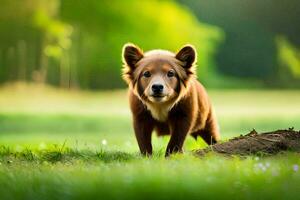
[122,43,220,156]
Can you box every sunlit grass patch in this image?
[0,86,300,199]
[0,145,139,164]
[0,149,299,200]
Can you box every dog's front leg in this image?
[165,117,190,157]
[133,118,154,156]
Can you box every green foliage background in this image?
[0,0,299,89]
[180,0,300,87]
[1,2,300,198]
[0,0,223,89]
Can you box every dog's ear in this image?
[122,43,143,69]
[122,43,144,86]
[175,45,197,69]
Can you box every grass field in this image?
[0,84,300,200]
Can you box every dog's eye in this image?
[143,71,151,78]
[167,70,175,77]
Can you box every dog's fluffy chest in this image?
[145,102,174,122]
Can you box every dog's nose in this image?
[152,84,164,93]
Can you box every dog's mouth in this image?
[149,94,168,102]
[152,94,165,98]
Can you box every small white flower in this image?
[125,141,131,147]
[265,162,270,168]
[39,142,46,150]
[254,157,259,161]
[258,163,264,168]
[293,164,299,172]
[101,139,107,146]
[254,162,268,172]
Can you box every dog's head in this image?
[122,43,197,104]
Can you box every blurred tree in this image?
[247,0,300,46]
[0,0,223,89]
[276,36,300,87]
[60,0,223,89]
[179,0,300,87]
[0,0,73,87]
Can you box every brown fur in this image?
[122,43,220,156]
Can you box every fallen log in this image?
[195,129,300,156]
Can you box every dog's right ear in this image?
[122,43,144,86]
[122,43,144,69]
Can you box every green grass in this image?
[0,84,300,199]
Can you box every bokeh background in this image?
[1,0,300,89]
[0,0,300,149]
[1,1,300,199]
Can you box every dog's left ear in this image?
[175,45,197,69]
